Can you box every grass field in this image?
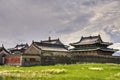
[0,63,120,80]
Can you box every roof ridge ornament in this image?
[49,36,51,41]
[32,40,35,44]
[58,38,60,40]
[2,44,4,48]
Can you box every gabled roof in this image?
[70,35,112,46]
[0,47,4,52]
[32,37,68,52]
[40,37,64,45]
[9,43,29,53]
[0,46,10,54]
[10,43,29,50]
[14,43,29,50]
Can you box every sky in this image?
[0,0,120,49]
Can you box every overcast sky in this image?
[0,0,120,48]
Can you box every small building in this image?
[22,37,69,66]
[0,45,9,65]
[4,43,29,66]
[70,35,118,56]
[9,43,29,54]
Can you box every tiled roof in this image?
[33,38,68,52]
[71,47,118,52]
[100,48,119,52]
[41,38,64,45]
[9,43,29,53]
[70,35,112,46]
[0,47,9,54]
[35,44,68,51]
[15,43,29,50]
[9,44,29,50]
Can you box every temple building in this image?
[25,37,68,54]
[9,43,29,54]
[0,45,9,65]
[22,37,69,66]
[2,35,120,66]
[4,43,29,66]
[70,35,118,56]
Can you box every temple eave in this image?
[70,43,112,46]
[71,48,118,52]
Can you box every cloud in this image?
[60,0,120,44]
[0,0,120,48]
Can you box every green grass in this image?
[0,63,120,80]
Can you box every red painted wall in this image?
[4,56,20,64]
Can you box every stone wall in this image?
[70,54,120,64]
[21,54,41,66]
[41,51,70,65]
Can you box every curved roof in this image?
[70,35,112,46]
[32,38,68,52]
[0,47,10,54]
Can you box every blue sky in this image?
[0,0,120,48]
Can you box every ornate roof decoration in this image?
[9,43,29,53]
[0,45,10,54]
[14,43,29,50]
[70,35,119,53]
[70,35,112,46]
[32,37,68,52]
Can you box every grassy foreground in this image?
[0,63,120,80]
